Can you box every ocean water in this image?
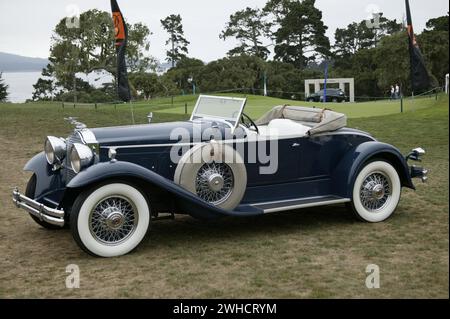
[2,71,41,103]
[1,71,113,103]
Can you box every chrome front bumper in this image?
[406,147,428,183]
[410,166,428,183]
[12,188,65,227]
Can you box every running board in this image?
[241,196,350,214]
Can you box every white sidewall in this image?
[352,161,401,223]
[76,183,150,257]
[174,143,247,210]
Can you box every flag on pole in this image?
[111,0,131,102]
[405,0,430,94]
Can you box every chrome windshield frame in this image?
[190,95,247,133]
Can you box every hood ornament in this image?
[64,117,87,130]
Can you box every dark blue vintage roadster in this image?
[13,95,428,257]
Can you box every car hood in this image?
[90,121,196,147]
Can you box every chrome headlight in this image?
[70,143,94,173]
[44,136,67,165]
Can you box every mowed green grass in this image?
[35,92,441,124]
[0,95,448,298]
[132,93,437,119]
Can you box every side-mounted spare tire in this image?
[174,142,247,211]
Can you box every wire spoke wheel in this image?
[359,171,392,213]
[89,195,138,245]
[195,162,234,206]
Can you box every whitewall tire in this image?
[350,161,401,223]
[70,183,150,257]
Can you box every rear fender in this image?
[332,142,415,199]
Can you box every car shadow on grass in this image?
[145,204,358,246]
[32,204,362,258]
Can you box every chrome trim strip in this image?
[253,197,351,214]
[100,130,375,150]
[101,142,202,150]
[12,188,65,227]
[313,131,376,140]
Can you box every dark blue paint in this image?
[331,141,415,199]
[67,161,262,219]
[23,152,66,205]
[21,119,416,219]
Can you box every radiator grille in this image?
[64,132,82,183]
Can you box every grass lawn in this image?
[0,95,448,298]
[149,93,438,120]
[43,92,442,123]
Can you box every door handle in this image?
[292,143,300,148]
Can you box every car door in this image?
[244,136,300,186]
[298,134,351,179]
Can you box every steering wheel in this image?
[241,112,259,134]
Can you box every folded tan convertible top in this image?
[255,105,347,136]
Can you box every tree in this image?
[372,14,403,45]
[161,14,190,68]
[126,22,157,73]
[374,32,411,94]
[197,55,265,93]
[341,48,381,98]
[129,72,159,100]
[334,22,376,58]
[265,61,321,99]
[374,26,445,95]
[165,57,205,94]
[420,15,449,86]
[32,64,57,101]
[32,78,55,101]
[0,72,8,102]
[332,13,402,69]
[264,0,330,69]
[33,9,153,102]
[220,7,272,60]
[50,9,152,75]
[425,14,449,32]
[418,29,449,86]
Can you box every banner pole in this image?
[130,101,135,124]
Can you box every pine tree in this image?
[0,72,8,102]
[264,0,330,69]
[220,7,272,60]
[161,14,190,68]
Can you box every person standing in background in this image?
[395,84,400,99]
[390,85,395,100]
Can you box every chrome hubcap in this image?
[371,184,385,200]
[360,172,392,212]
[89,196,138,245]
[208,173,224,192]
[195,163,234,205]
[104,209,125,230]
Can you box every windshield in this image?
[190,95,247,126]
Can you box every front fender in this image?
[67,161,261,219]
[332,141,415,199]
[23,152,65,202]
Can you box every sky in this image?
[0,0,448,63]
